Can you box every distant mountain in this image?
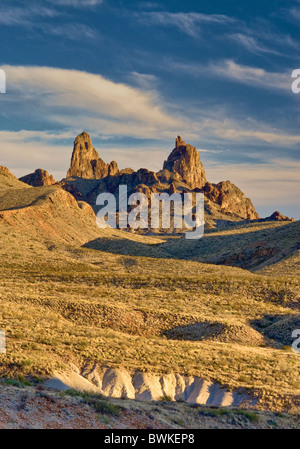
[18,132,294,229]
[61,132,259,225]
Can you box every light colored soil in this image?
[0,384,299,429]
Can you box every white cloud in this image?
[138,2,163,10]
[2,65,180,136]
[228,33,283,56]
[0,64,299,196]
[49,23,99,40]
[48,0,104,6]
[0,3,98,40]
[0,66,184,177]
[212,60,290,91]
[289,6,300,22]
[129,72,158,90]
[1,64,299,149]
[169,59,292,92]
[137,11,235,38]
[203,119,300,144]
[0,5,57,26]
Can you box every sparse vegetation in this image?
[2,377,31,388]
[0,176,299,416]
[62,389,122,416]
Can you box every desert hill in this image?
[0,165,30,190]
[0,157,299,416]
[0,166,100,246]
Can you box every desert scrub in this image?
[235,409,259,423]
[159,395,173,402]
[198,407,231,418]
[62,389,121,416]
[0,219,299,410]
[62,389,104,400]
[2,375,32,388]
[85,398,122,417]
[198,407,259,423]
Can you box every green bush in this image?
[86,398,121,416]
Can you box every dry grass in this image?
[0,175,299,412]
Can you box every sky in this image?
[0,0,299,219]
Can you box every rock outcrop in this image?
[61,132,262,224]
[0,165,31,190]
[163,136,207,189]
[265,211,294,222]
[19,169,55,187]
[0,165,17,179]
[203,180,259,220]
[45,364,254,408]
[67,131,118,179]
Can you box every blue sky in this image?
[0,0,299,218]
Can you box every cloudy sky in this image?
[0,0,299,218]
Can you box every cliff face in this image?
[61,132,260,222]
[163,136,207,189]
[67,131,118,179]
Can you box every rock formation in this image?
[60,132,262,223]
[0,165,17,179]
[203,181,259,220]
[136,168,159,186]
[163,135,207,189]
[19,169,55,187]
[67,131,118,179]
[265,211,294,222]
[45,364,253,407]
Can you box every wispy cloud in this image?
[137,2,163,10]
[137,11,236,38]
[47,0,104,7]
[49,23,99,40]
[203,119,300,144]
[169,59,291,92]
[0,3,99,40]
[227,25,299,57]
[228,33,283,56]
[1,64,299,189]
[0,5,57,26]
[2,64,299,146]
[211,60,290,91]
[1,65,181,138]
[289,6,300,23]
[128,72,158,90]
